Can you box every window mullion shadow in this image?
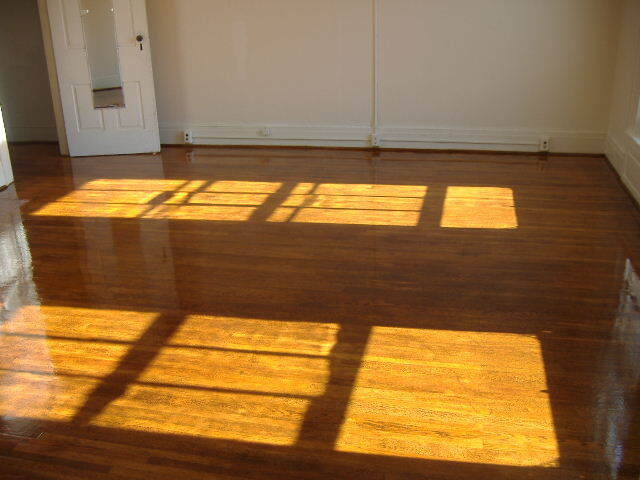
[247,182,298,223]
[295,323,372,450]
[418,184,448,229]
[71,311,185,426]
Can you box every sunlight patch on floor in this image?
[440,187,518,229]
[88,314,340,445]
[207,181,284,194]
[0,307,340,446]
[268,206,423,226]
[33,202,258,221]
[2,306,160,342]
[31,180,431,227]
[267,184,427,226]
[291,183,428,197]
[30,179,519,229]
[2,306,558,457]
[0,306,159,424]
[89,382,311,446]
[336,326,558,467]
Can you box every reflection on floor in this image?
[1,145,640,479]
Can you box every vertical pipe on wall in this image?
[372,0,382,145]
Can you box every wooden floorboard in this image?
[0,145,639,479]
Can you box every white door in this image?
[47,0,160,157]
[0,106,14,188]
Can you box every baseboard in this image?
[605,134,640,206]
[624,151,640,204]
[160,125,372,148]
[380,127,604,154]
[161,124,605,154]
[605,135,627,173]
[6,126,59,143]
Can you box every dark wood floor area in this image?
[1,144,640,479]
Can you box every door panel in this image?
[61,0,85,49]
[73,85,104,130]
[47,0,160,156]
[117,82,145,128]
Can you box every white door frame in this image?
[0,106,15,188]
[37,0,69,156]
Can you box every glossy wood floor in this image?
[1,145,640,480]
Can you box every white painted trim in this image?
[5,126,59,143]
[628,25,640,135]
[161,125,372,147]
[605,134,627,172]
[162,124,605,154]
[623,161,640,204]
[605,134,640,205]
[381,127,605,153]
[381,127,538,150]
[37,0,69,155]
[626,127,640,154]
[0,107,14,188]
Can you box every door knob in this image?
[136,34,144,50]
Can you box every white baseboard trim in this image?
[380,127,605,154]
[624,150,640,204]
[605,135,627,172]
[160,124,606,154]
[6,126,59,143]
[605,134,640,205]
[160,125,372,148]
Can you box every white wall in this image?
[148,0,373,146]
[606,0,640,204]
[2,0,625,153]
[379,0,621,152]
[0,0,57,142]
[150,0,621,153]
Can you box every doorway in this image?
[0,0,59,149]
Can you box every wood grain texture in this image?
[1,144,639,479]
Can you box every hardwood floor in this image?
[1,144,639,479]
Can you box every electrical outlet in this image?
[261,127,272,137]
[539,136,550,152]
[371,133,382,148]
[184,130,194,144]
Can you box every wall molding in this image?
[605,134,640,205]
[605,134,628,172]
[161,125,373,148]
[161,123,606,154]
[380,127,605,154]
